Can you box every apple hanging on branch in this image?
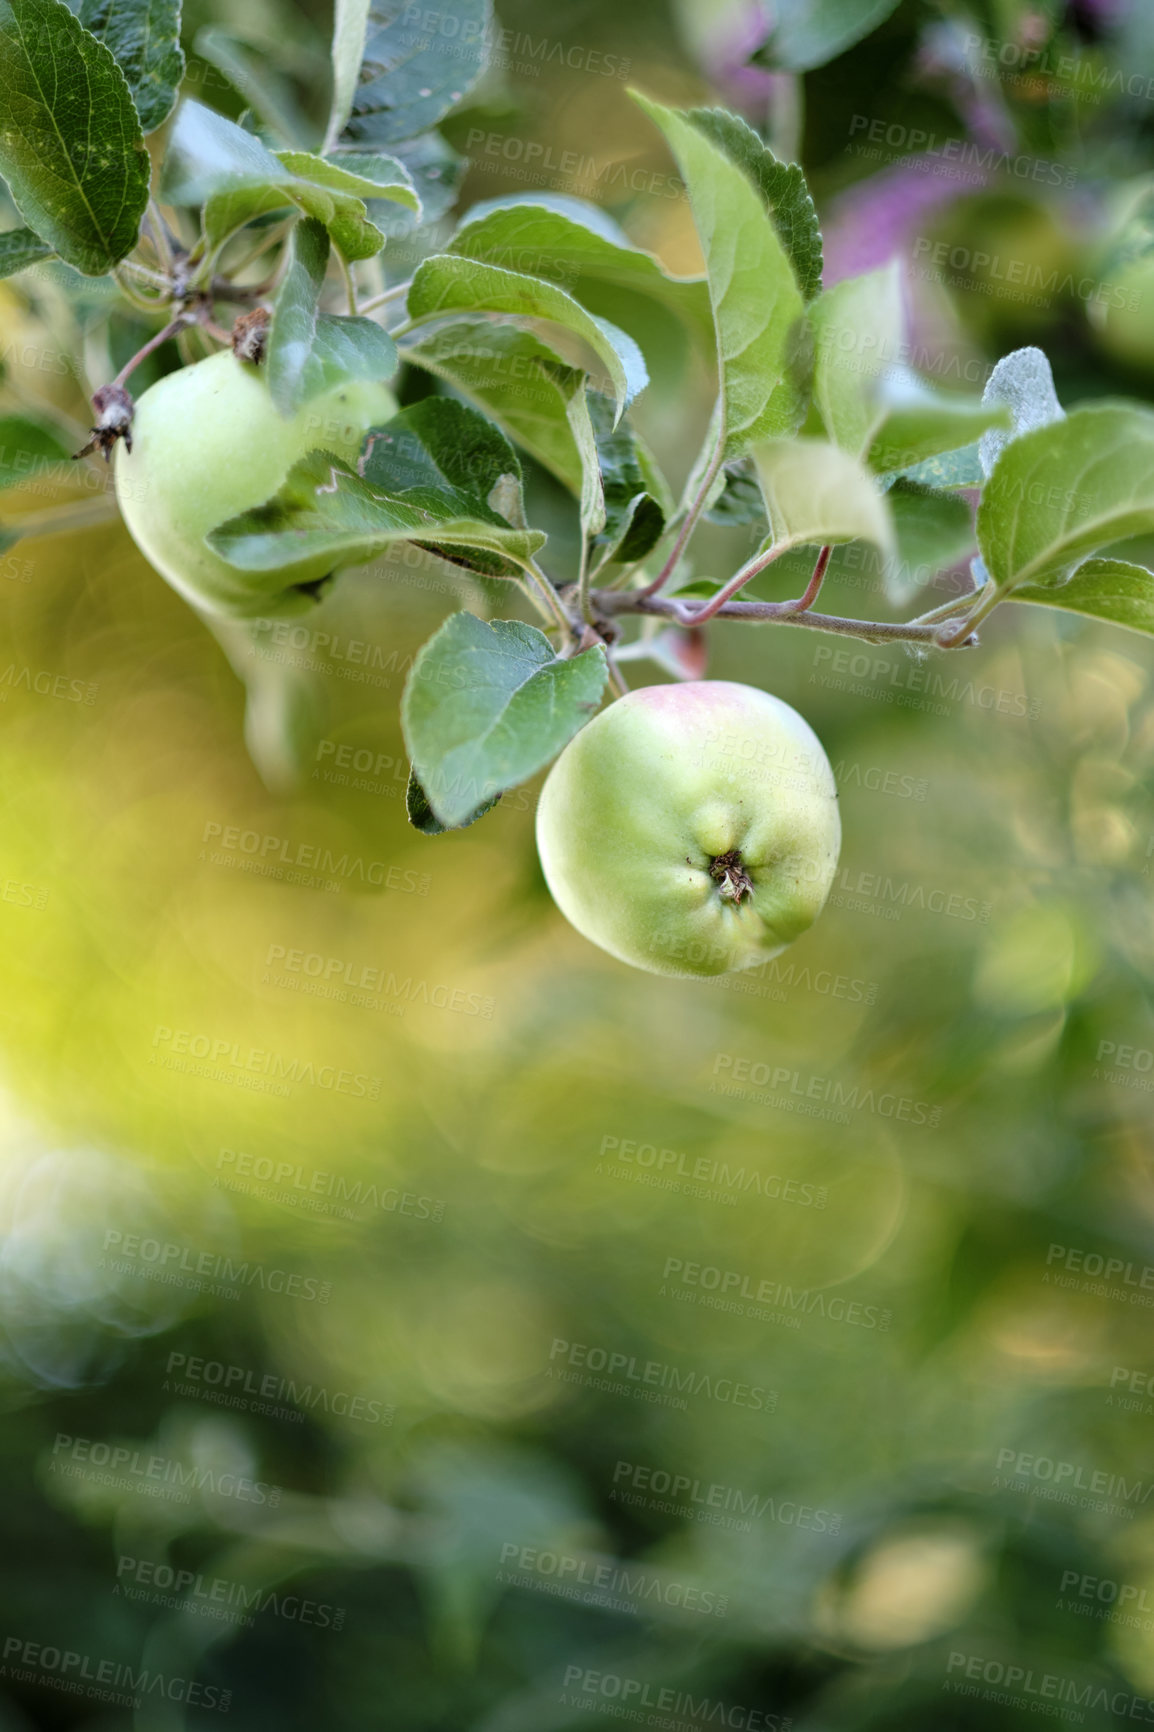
[3,0,1154,976]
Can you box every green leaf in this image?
[751,0,901,71]
[683,108,821,301]
[325,0,370,148]
[277,149,419,211]
[1011,558,1154,636]
[364,131,463,239]
[0,225,52,275]
[814,286,1002,491]
[884,479,975,604]
[407,254,647,424]
[402,319,595,496]
[810,261,903,458]
[752,436,895,558]
[976,404,1154,591]
[401,613,607,829]
[79,0,183,134]
[208,400,547,582]
[298,313,397,400]
[268,217,330,415]
[193,129,411,262]
[275,164,385,265]
[194,27,310,147]
[162,97,287,205]
[586,391,668,568]
[339,0,490,149]
[899,443,985,490]
[357,397,539,577]
[200,181,297,257]
[0,0,150,275]
[449,195,714,351]
[630,93,807,458]
[405,764,500,834]
[0,414,71,488]
[703,458,766,527]
[866,374,1010,475]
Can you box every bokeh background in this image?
[3,0,1154,1725]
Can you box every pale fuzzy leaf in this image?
[978,345,1064,480]
[752,436,895,557]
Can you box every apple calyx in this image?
[231,307,271,365]
[73,383,135,462]
[709,850,753,903]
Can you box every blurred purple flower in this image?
[703,1,791,121]
[822,161,987,284]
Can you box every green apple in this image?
[115,350,396,619]
[535,680,841,977]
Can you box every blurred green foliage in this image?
[3,0,1154,1727]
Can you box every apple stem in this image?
[111,314,195,389]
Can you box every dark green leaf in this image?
[0,224,52,276]
[586,391,668,569]
[449,195,714,350]
[406,764,500,833]
[685,108,822,301]
[339,0,490,148]
[1011,558,1154,636]
[194,26,309,146]
[363,131,464,240]
[358,397,536,576]
[401,612,607,829]
[208,402,546,581]
[703,458,766,527]
[751,0,901,71]
[360,396,522,503]
[298,313,397,401]
[0,0,150,275]
[402,318,594,496]
[0,414,71,489]
[80,0,183,133]
[268,217,330,415]
[407,254,648,424]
